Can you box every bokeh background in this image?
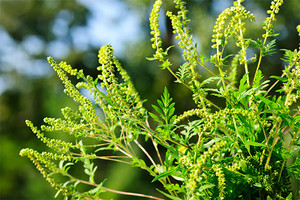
[0,0,299,199]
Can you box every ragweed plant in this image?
[20,0,299,199]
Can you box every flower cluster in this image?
[213,164,226,199]
[263,0,284,38]
[282,51,300,106]
[20,148,75,196]
[48,57,99,125]
[181,140,227,199]
[20,0,299,199]
[25,120,77,154]
[149,0,163,61]
[211,0,255,64]
[97,44,146,121]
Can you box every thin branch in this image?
[102,187,165,200]
[66,174,164,200]
[134,139,159,173]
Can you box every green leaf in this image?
[93,78,99,86]
[156,188,182,200]
[176,62,190,80]
[168,107,175,119]
[254,183,262,187]
[74,180,81,188]
[76,69,84,79]
[152,167,177,182]
[63,162,74,172]
[146,57,157,61]
[89,179,106,195]
[164,45,174,55]
[152,87,176,126]
[84,168,91,176]
[263,39,276,56]
[253,70,264,88]
[199,76,220,87]
[270,75,287,82]
[285,193,293,200]
[149,112,163,124]
[244,141,266,148]
[246,38,263,48]
[281,49,298,63]
[160,59,171,69]
[267,196,273,200]
[203,138,221,149]
[152,104,163,116]
[199,183,215,192]
[258,95,279,110]
[59,160,65,170]
[169,115,177,124]
[95,146,115,152]
[238,73,249,93]
[54,189,62,198]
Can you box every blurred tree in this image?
[0,0,299,199]
[0,0,91,199]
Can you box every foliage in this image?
[20,0,299,199]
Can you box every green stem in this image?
[66,173,164,200]
[237,0,250,85]
[264,57,299,98]
[265,120,282,170]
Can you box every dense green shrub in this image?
[20,0,299,199]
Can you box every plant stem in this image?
[265,120,282,170]
[134,139,159,172]
[66,173,164,200]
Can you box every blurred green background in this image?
[0,0,299,199]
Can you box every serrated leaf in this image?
[239,73,249,93]
[253,70,264,88]
[168,107,175,119]
[200,76,220,87]
[157,99,164,110]
[152,105,163,116]
[169,115,177,124]
[163,87,170,98]
[258,95,279,110]
[149,112,163,124]
[176,62,190,80]
[247,38,262,48]
[263,39,276,56]
[169,102,175,109]
[237,90,251,102]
